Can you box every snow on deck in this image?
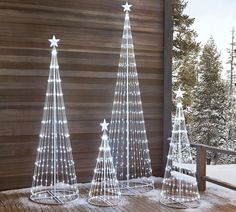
[0,176,236,212]
[0,176,235,211]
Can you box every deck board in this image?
[0,180,236,212]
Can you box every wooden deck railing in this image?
[190,143,236,192]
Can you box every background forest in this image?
[172,0,236,164]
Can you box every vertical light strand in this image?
[177,98,182,199]
[125,11,130,186]
[52,46,57,191]
[56,65,66,186]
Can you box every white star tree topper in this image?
[49,35,60,47]
[122,2,132,12]
[100,119,109,131]
[174,87,185,99]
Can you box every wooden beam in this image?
[192,143,236,192]
[196,145,206,191]
[191,143,236,156]
[163,0,173,175]
[205,176,236,191]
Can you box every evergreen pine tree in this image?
[225,28,236,149]
[223,28,236,163]
[172,0,200,115]
[191,37,228,164]
[226,27,236,95]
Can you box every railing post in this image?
[196,145,206,191]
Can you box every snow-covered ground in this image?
[206,164,236,185]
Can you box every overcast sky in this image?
[185,0,236,78]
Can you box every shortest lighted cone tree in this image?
[160,88,200,209]
[88,119,121,207]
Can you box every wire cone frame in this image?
[88,120,121,207]
[30,36,78,205]
[160,88,200,209]
[109,3,153,196]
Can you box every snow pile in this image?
[143,187,161,203]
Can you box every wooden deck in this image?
[0,180,236,212]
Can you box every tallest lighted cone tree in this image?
[30,36,78,204]
[109,2,153,195]
[160,88,200,209]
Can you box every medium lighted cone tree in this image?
[30,36,78,204]
[109,2,153,195]
[160,88,200,209]
[88,119,121,207]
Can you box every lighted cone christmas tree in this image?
[160,88,200,209]
[30,36,78,204]
[88,119,121,207]
[109,2,153,195]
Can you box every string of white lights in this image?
[89,120,121,207]
[160,88,200,209]
[30,36,78,205]
[109,2,153,195]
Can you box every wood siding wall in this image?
[0,0,165,190]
